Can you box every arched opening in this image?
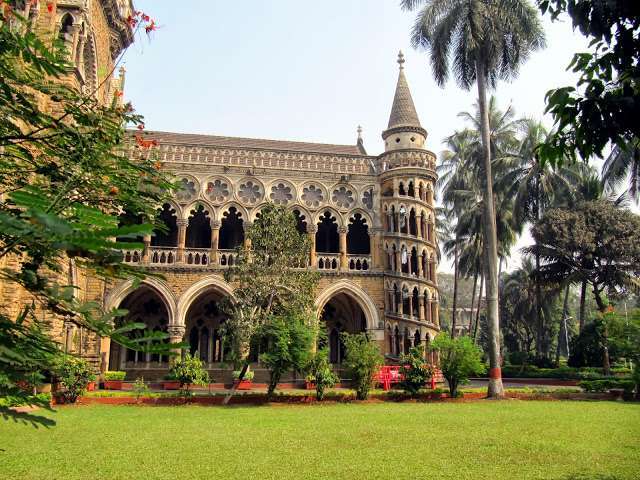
[422,251,428,279]
[418,183,425,201]
[320,292,367,364]
[403,328,411,354]
[316,211,339,253]
[411,246,418,276]
[402,285,410,316]
[184,289,229,364]
[393,283,400,314]
[347,213,370,255]
[58,13,73,41]
[424,290,432,323]
[219,207,244,250]
[408,181,415,198]
[401,245,409,274]
[398,182,406,196]
[399,205,408,234]
[292,209,308,236]
[393,325,401,356]
[186,205,211,249]
[409,208,417,236]
[108,286,169,371]
[152,203,178,247]
[387,325,393,354]
[390,205,397,232]
[414,330,421,347]
[391,244,397,272]
[412,287,420,317]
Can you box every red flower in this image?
[114,90,123,98]
[135,134,158,149]
[126,15,138,28]
[46,2,53,13]
[145,20,157,34]
[137,123,145,131]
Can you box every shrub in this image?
[232,369,255,381]
[400,346,433,395]
[132,377,149,400]
[104,371,126,381]
[578,379,635,394]
[341,333,383,400]
[54,356,95,403]
[168,353,209,397]
[258,312,314,400]
[305,348,338,401]
[0,392,51,408]
[430,335,485,398]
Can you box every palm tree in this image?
[602,138,640,202]
[497,118,575,359]
[402,0,545,398]
[438,129,476,337]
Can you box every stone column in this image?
[210,220,220,265]
[433,301,440,326]
[395,249,401,274]
[307,224,318,268]
[396,293,402,315]
[176,218,188,263]
[417,254,424,278]
[142,234,151,264]
[167,324,186,362]
[408,294,414,319]
[370,228,382,269]
[99,336,110,379]
[426,300,432,323]
[339,226,348,270]
[243,222,253,250]
[395,212,400,233]
[416,214,423,238]
[418,296,426,321]
[407,252,413,275]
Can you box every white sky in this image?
[122,1,594,273]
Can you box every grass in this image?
[1,401,638,479]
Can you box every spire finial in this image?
[357,125,363,140]
[397,50,405,70]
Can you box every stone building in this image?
[5,1,440,381]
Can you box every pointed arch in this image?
[314,281,380,330]
[105,278,177,325]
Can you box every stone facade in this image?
[4,2,440,379]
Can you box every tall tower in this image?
[378,52,439,356]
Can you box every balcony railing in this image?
[128,247,371,273]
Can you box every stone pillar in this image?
[433,301,440,326]
[243,222,253,250]
[426,300,432,323]
[308,224,318,268]
[210,220,220,265]
[407,252,413,275]
[408,294,414,319]
[396,293,402,315]
[370,228,382,269]
[167,324,186,362]
[417,255,424,278]
[99,336,110,378]
[418,296,425,321]
[395,249,401,274]
[416,214,423,238]
[142,234,151,264]
[395,212,400,233]
[339,226,348,270]
[176,218,188,263]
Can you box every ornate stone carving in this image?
[270,182,293,205]
[238,180,263,205]
[362,188,374,209]
[205,178,231,203]
[175,177,197,203]
[167,325,186,338]
[332,186,354,209]
[302,184,324,208]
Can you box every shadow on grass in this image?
[561,475,622,480]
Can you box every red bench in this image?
[375,365,444,391]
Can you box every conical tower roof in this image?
[383,51,427,140]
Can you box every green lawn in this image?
[1,401,638,479]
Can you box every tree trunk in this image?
[222,361,249,405]
[476,60,504,398]
[451,239,459,338]
[469,271,478,337]
[534,176,545,360]
[592,287,611,376]
[556,283,570,365]
[579,279,587,332]
[473,273,484,342]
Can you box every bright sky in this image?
[122,0,591,273]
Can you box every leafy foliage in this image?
[399,346,433,395]
[0,7,174,422]
[54,355,95,404]
[430,335,485,397]
[341,333,383,400]
[259,311,314,399]
[132,377,149,400]
[104,371,126,381]
[222,204,318,385]
[538,0,640,168]
[167,353,209,397]
[305,347,338,401]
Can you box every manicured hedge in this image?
[491,365,632,380]
[578,379,636,394]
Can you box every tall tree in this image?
[402,0,545,398]
[497,118,574,359]
[529,200,640,374]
